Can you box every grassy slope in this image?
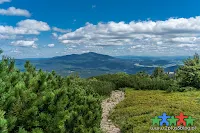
[110,89,200,133]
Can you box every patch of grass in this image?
[110,89,200,133]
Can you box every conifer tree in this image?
[0,110,8,133]
[177,53,200,88]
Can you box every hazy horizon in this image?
[3,52,190,60]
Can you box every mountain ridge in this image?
[14,52,182,78]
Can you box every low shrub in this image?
[0,59,102,133]
[94,72,173,91]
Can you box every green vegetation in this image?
[94,71,173,91]
[73,78,116,96]
[0,110,8,133]
[176,53,200,88]
[1,49,200,133]
[110,89,200,133]
[0,57,102,133]
[94,54,200,133]
[94,54,200,92]
[0,49,3,54]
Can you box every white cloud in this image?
[0,34,9,39]
[48,43,55,47]
[0,7,31,17]
[17,19,50,31]
[10,49,22,54]
[0,19,50,51]
[57,16,200,54]
[131,45,143,49]
[0,25,38,34]
[177,44,197,48]
[52,27,71,33]
[0,34,16,39]
[32,38,39,41]
[52,32,58,38]
[157,41,163,45]
[0,0,10,4]
[171,37,199,43]
[11,39,38,48]
[0,19,50,35]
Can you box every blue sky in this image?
[1,0,200,58]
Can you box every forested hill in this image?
[14,52,183,78]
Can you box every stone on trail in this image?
[100,91,125,133]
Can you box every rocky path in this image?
[100,91,125,133]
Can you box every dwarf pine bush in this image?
[0,58,102,133]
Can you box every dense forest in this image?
[0,48,200,132]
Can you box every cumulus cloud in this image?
[52,27,71,33]
[0,7,31,17]
[0,25,38,34]
[11,39,38,48]
[17,19,50,31]
[58,16,200,54]
[0,19,49,51]
[0,19,50,35]
[48,43,55,47]
[0,0,10,4]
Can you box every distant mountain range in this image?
[15,52,188,78]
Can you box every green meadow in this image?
[110,89,200,133]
